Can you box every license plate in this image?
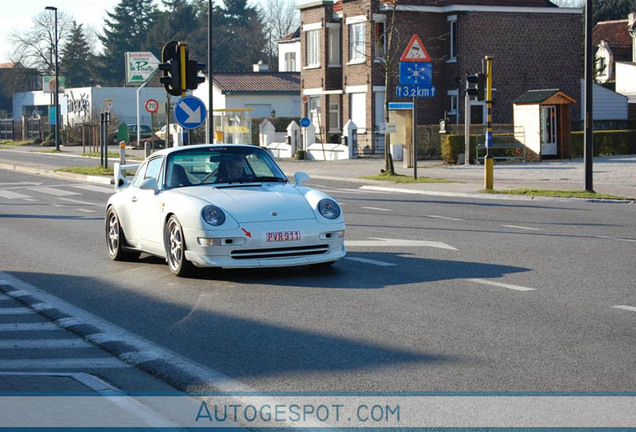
[266,231,301,242]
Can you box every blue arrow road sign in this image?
[399,62,432,85]
[396,85,437,98]
[174,96,207,130]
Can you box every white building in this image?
[277,28,301,72]
[12,86,169,127]
[193,71,301,118]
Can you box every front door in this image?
[541,105,558,156]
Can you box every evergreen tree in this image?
[60,21,96,87]
[213,0,267,72]
[145,0,201,56]
[593,0,636,23]
[99,0,156,85]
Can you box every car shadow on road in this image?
[192,252,530,290]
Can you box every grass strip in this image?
[362,172,454,184]
[483,188,633,201]
[55,166,114,176]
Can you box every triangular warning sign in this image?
[400,34,431,62]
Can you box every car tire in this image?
[165,215,195,277]
[105,207,140,261]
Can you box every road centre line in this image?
[467,278,537,292]
[0,339,92,349]
[345,257,396,267]
[501,224,541,231]
[595,235,636,243]
[426,214,463,221]
[361,206,392,212]
[76,208,97,213]
[612,305,636,313]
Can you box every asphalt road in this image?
[0,168,635,393]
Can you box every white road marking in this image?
[612,305,636,313]
[346,237,457,250]
[71,184,115,194]
[0,322,60,331]
[0,358,129,369]
[426,214,463,221]
[76,208,97,213]
[0,307,34,315]
[29,187,80,197]
[0,339,92,349]
[0,189,32,199]
[345,257,396,267]
[501,224,541,231]
[58,197,98,206]
[467,278,537,292]
[595,235,636,243]
[361,206,392,212]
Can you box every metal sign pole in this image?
[412,96,417,180]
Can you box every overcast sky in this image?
[0,0,267,64]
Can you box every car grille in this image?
[230,244,329,260]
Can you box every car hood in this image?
[177,183,316,223]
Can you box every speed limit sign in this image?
[145,98,159,113]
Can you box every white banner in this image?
[126,51,160,85]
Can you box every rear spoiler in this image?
[113,162,141,190]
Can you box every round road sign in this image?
[299,117,311,128]
[145,98,159,113]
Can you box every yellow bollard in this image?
[119,141,126,165]
[484,156,494,190]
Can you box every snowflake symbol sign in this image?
[399,62,432,86]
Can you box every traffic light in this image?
[186,60,206,90]
[466,73,486,101]
[159,41,182,96]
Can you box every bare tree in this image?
[8,10,73,74]
[258,0,300,69]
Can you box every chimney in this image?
[252,60,269,72]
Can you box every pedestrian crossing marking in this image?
[0,190,31,199]
[71,184,115,194]
[29,187,81,197]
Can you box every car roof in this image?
[150,144,262,158]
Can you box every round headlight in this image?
[318,199,341,220]
[201,205,226,226]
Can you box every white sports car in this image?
[105,144,346,276]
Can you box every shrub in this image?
[295,149,307,160]
[570,130,636,158]
[440,134,479,164]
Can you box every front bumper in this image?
[183,219,346,268]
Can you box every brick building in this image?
[297,0,582,155]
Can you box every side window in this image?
[145,157,164,181]
[131,162,147,188]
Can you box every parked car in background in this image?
[154,124,179,141]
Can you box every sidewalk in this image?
[1,143,635,199]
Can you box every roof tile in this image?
[212,72,300,93]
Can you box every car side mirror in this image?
[139,178,158,192]
[294,172,310,186]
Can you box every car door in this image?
[132,156,166,255]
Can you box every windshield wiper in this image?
[248,176,287,183]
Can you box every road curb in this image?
[0,162,113,185]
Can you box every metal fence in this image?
[0,119,13,140]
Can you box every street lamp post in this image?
[45,6,60,151]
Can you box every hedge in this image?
[570,130,636,158]
[440,134,479,164]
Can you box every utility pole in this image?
[208,0,214,143]
[45,6,60,151]
[484,56,494,190]
[584,0,594,191]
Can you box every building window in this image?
[328,96,340,132]
[374,91,385,128]
[349,92,366,132]
[374,21,386,60]
[308,96,321,132]
[349,23,365,63]
[306,29,320,67]
[448,15,457,61]
[285,52,296,71]
[328,26,341,67]
[448,90,458,115]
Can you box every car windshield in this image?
[164,146,287,189]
